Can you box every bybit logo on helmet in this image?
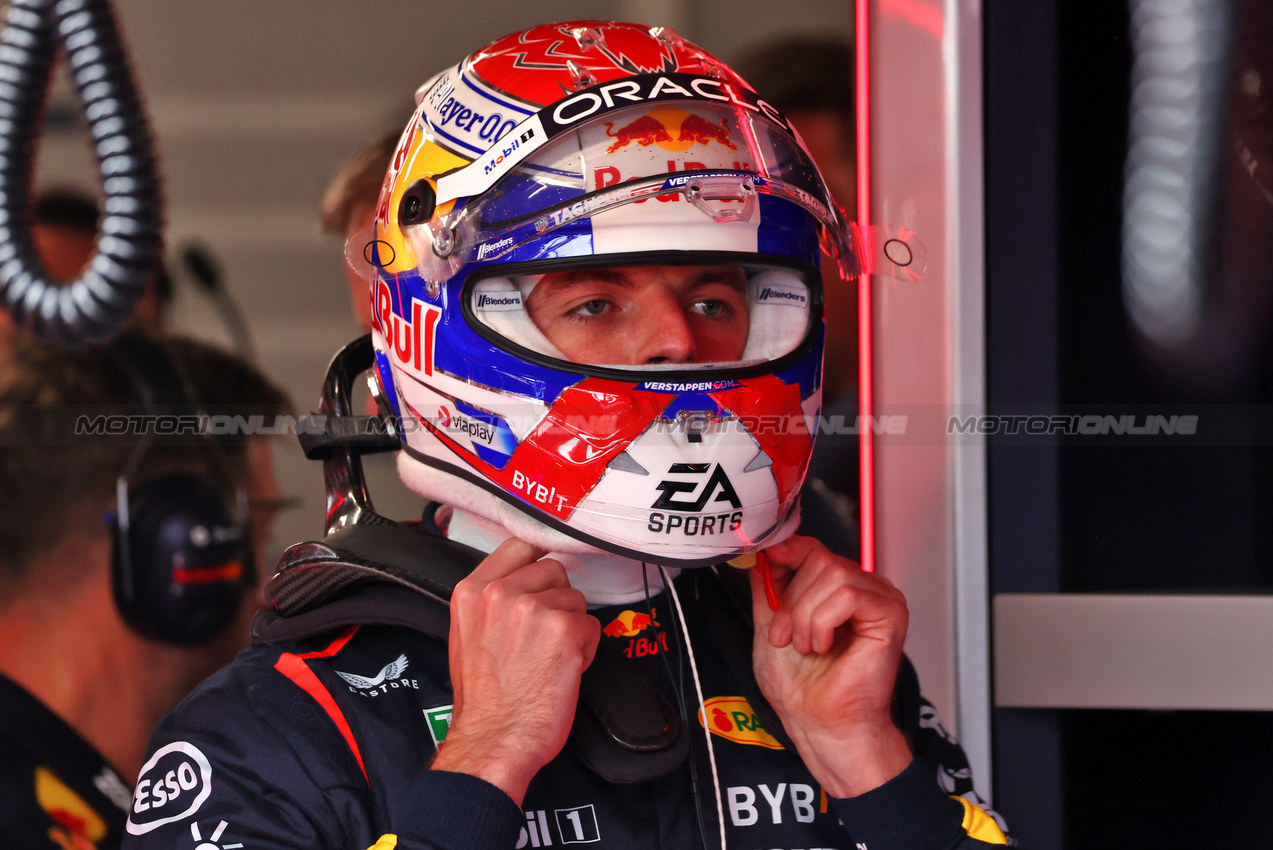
[511,469,569,512]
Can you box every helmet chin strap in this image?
[442,504,680,607]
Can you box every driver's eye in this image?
[577,300,608,316]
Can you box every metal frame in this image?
[868,0,992,792]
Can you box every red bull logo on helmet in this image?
[604,105,737,154]
[374,278,443,377]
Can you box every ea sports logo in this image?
[651,463,742,512]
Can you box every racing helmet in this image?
[351,21,865,567]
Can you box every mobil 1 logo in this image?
[647,462,743,537]
[518,804,601,847]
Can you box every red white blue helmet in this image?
[350,21,864,566]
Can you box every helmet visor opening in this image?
[467,261,815,370]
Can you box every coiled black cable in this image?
[0,0,161,345]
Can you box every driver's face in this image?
[524,265,750,365]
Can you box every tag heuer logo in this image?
[424,705,453,749]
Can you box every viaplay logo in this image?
[604,105,737,154]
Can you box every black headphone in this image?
[105,332,256,644]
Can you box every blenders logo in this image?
[647,463,743,537]
[603,104,737,154]
[756,285,808,307]
[126,742,214,834]
[475,291,524,311]
[476,236,517,261]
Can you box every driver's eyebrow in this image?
[538,270,633,293]
[691,269,747,290]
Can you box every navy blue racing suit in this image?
[121,566,1010,850]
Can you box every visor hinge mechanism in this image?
[684,176,757,224]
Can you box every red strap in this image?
[755,551,781,612]
[273,626,368,784]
